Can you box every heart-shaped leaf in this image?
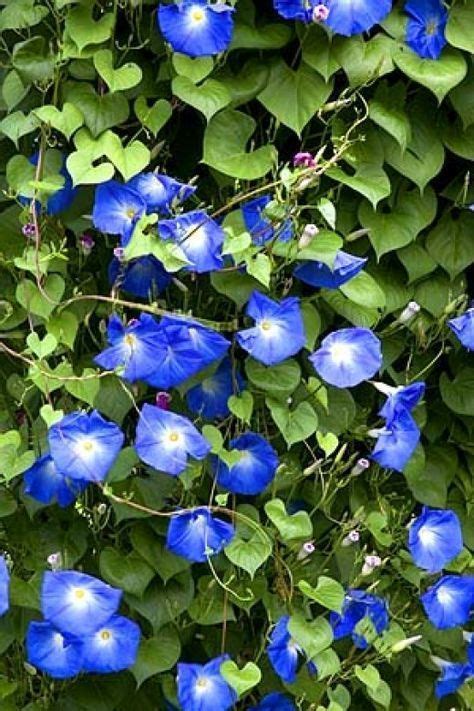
[393,46,467,103]
[33,103,83,140]
[94,49,142,92]
[0,110,39,147]
[172,53,214,83]
[65,6,114,52]
[66,151,114,186]
[316,431,339,457]
[172,76,231,121]
[134,97,172,136]
[26,333,58,359]
[64,83,129,138]
[220,661,261,697]
[101,132,150,181]
[264,498,313,541]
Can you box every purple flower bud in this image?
[312,4,330,22]
[79,233,95,255]
[293,152,317,168]
[47,552,62,571]
[156,391,172,410]
[22,223,36,238]
[342,530,360,546]
[113,247,125,261]
[297,540,315,560]
[399,301,421,323]
[351,458,370,476]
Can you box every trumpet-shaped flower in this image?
[309,327,382,388]
[26,621,84,679]
[0,557,9,616]
[266,616,304,683]
[237,292,306,366]
[109,255,172,297]
[294,251,367,289]
[376,381,425,421]
[242,196,293,246]
[421,575,474,629]
[448,308,474,351]
[186,358,244,420]
[166,507,235,562]
[23,453,87,508]
[158,1,235,58]
[434,660,472,699]
[135,404,211,476]
[408,507,463,573]
[158,316,230,368]
[41,571,122,636]
[92,181,146,245]
[212,432,278,495]
[330,589,389,649]
[82,615,141,673]
[405,0,447,60]
[128,172,195,214]
[371,408,420,472]
[48,410,124,483]
[159,211,225,272]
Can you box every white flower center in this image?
[68,586,92,608]
[196,676,210,692]
[328,341,354,365]
[418,526,437,547]
[436,588,453,606]
[189,6,206,24]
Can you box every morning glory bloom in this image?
[237,292,306,366]
[434,660,472,699]
[23,453,87,508]
[92,181,146,245]
[294,251,367,289]
[250,693,296,711]
[82,615,141,673]
[212,432,279,495]
[266,616,304,683]
[273,0,392,36]
[371,407,420,472]
[376,381,425,421]
[128,172,195,214]
[158,316,230,368]
[448,309,474,351]
[26,621,84,679]
[135,404,211,476]
[41,571,122,636]
[109,255,172,297]
[158,1,235,58]
[408,507,463,573]
[0,557,9,616]
[166,507,235,562]
[309,327,382,388]
[405,0,447,60]
[241,196,293,246]
[421,575,474,629]
[330,590,389,649]
[94,313,164,384]
[186,358,244,420]
[48,410,124,483]
[159,211,225,272]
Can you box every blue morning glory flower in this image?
[166,507,235,562]
[0,557,9,617]
[212,432,279,495]
[448,308,474,351]
[21,152,77,216]
[266,615,303,683]
[250,693,296,711]
[128,172,195,214]
[186,358,244,420]
[273,0,392,36]
[158,1,235,58]
[135,404,211,476]
[294,251,367,289]
[405,0,447,60]
[421,575,474,629]
[241,196,293,246]
[177,654,237,711]
[48,410,124,483]
[273,0,314,21]
[41,570,122,636]
[371,407,420,472]
[377,381,425,421]
[94,313,165,384]
[159,316,230,368]
[237,292,306,366]
[109,255,172,298]
[434,660,471,699]
[82,615,141,673]
[92,180,146,245]
[330,589,389,649]
[309,327,382,388]
[23,453,87,508]
[159,210,225,273]
[408,507,463,574]
[26,621,84,679]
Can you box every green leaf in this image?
[316,431,338,458]
[258,60,333,136]
[126,573,194,632]
[220,661,261,697]
[450,69,474,129]
[225,528,272,579]
[246,358,301,396]
[301,302,321,350]
[0,431,34,484]
[339,271,386,310]
[265,498,313,541]
[40,404,64,428]
[301,23,340,82]
[134,97,172,136]
[105,446,139,484]
[94,49,142,92]
[65,6,114,52]
[100,547,155,597]
[47,311,79,349]
[312,648,341,680]
[231,14,292,51]
[101,131,150,181]
[6,154,36,195]
[287,613,333,658]
[440,368,474,416]
[393,46,467,103]
[296,230,343,266]
[425,211,473,279]
[217,60,270,107]
[0,0,48,30]
[26,332,57,359]
[173,75,231,121]
[12,36,55,83]
[172,53,213,83]
[65,369,100,407]
[298,576,345,613]
[228,391,254,424]
[33,103,84,140]
[64,83,129,138]
[443,119,474,160]
[355,664,392,709]
[245,253,271,287]
[327,164,390,208]
[203,109,277,180]
[2,70,28,111]
[446,3,474,53]
[16,274,65,319]
[132,627,181,688]
[333,34,396,86]
[210,270,260,307]
[397,243,437,284]
[369,81,411,151]
[130,525,190,583]
[0,110,39,147]
[266,398,318,448]
[322,289,380,328]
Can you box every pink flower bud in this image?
[79,233,95,255]
[312,4,330,22]
[351,458,370,476]
[293,152,317,168]
[156,391,172,410]
[113,247,125,261]
[22,223,36,238]
[342,530,360,546]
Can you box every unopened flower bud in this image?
[296,176,314,192]
[297,540,315,560]
[351,458,370,476]
[342,530,360,546]
[79,233,95,255]
[362,554,382,576]
[293,152,317,169]
[391,635,422,653]
[298,223,319,248]
[113,247,125,261]
[47,552,62,571]
[399,301,421,323]
[96,503,107,516]
[312,4,330,22]
[156,391,172,410]
[22,223,36,238]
